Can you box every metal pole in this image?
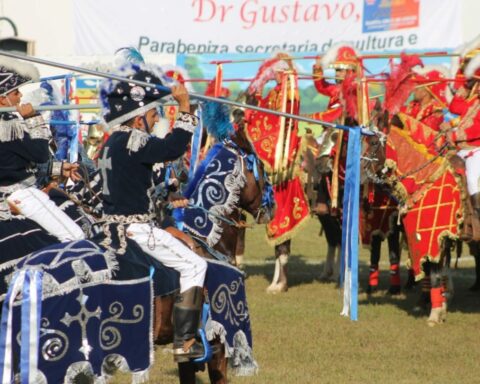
[0,100,202,113]
[0,103,101,113]
[0,50,371,134]
[208,51,460,65]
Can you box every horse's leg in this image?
[153,294,174,345]
[468,241,480,291]
[427,258,447,326]
[413,263,431,313]
[366,235,382,294]
[442,238,455,303]
[178,362,196,384]
[266,240,290,293]
[207,342,228,384]
[387,225,401,295]
[319,243,336,282]
[235,222,246,271]
[318,214,341,282]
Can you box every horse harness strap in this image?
[189,235,231,263]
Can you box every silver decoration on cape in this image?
[99,302,145,350]
[210,277,248,327]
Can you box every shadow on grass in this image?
[244,254,321,288]
[360,265,480,316]
[165,368,208,384]
[245,256,480,315]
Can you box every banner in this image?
[73,0,462,56]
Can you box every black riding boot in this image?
[173,286,205,363]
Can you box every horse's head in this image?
[361,102,391,184]
[362,130,388,185]
[229,123,275,224]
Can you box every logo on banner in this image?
[363,0,419,33]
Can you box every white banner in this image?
[73,0,462,56]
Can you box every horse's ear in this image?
[382,110,391,134]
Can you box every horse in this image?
[161,122,274,384]
[300,128,343,282]
[362,123,462,325]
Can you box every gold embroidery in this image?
[279,216,290,229]
[293,197,303,220]
[260,137,274,158]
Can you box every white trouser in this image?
[6,187,85,242]
[458,148,480,195]
[127,223,207,293]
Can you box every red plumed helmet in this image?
[321,43,359,70]
[383,53,424,115]
[248,56,291,95]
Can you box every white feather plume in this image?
[0,56,39,81]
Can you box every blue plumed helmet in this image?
[114,46,145,66]
[202,101,234,142]
[100,63,171,128]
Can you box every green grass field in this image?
[113,217,480,384]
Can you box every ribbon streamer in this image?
[340,127,361,321]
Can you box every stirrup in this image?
[193,303,213,363]
[173,303,213,363]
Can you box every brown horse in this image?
[154,125,274,384]
[362,123,462,325]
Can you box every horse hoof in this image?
[266,283,288,294]
[387,285,401,295]
[427,319,440,327]
[155,332,173,345]
[427,307,446,326]
[319,274,333,283]
[366,285,378,295]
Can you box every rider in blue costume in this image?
[98,62,207,362]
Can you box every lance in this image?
[0,50,373,135]
[208,51,460,65]
[0,101,201,113]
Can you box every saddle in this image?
[164,226,207,257]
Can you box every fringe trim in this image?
[205,321,259,376]
[0,255,24,273]
[0,118,25,142]
[229,329,259,376]
[206,319,228,350]
[265,209,310,246]
[109,125,151,153]
[411,229,458,282]
[127,129,150,153]
[64,353,152,384]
